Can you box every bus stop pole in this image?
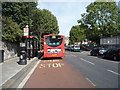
[28,3,31,60]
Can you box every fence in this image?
[100,36,120,48]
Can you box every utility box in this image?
[18,50,27,65]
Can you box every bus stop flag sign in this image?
[24,26,29,36]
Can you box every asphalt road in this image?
[65,51,120,88]
[8,51,119,88]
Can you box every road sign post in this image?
[24,25,29,36]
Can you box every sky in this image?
[37,0,120,37]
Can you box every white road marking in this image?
[17,60,41,88]
[86,78,96,87]
[100,59,120,64]
[80,51,90,54]
[80,58,95,65]
[107,70,120,76]
[93,57,98,58]
[0,63,3,65]
[39,63,64,68]
[80,51,84,53]
[90,56,119,64]
[69,54,77,57]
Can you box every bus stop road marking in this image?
[43,59,63,63]
[23,60,95,88]
[39,63,64,68]
[86,78,96,87]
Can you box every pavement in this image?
[0,56,39,89]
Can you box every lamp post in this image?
[116,4,119,48]
[28,3,31,60]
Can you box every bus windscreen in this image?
[46,36,62,47]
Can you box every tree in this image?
[30,9,59,49]
[2,2,59,44]
[2,2,37,29]
[31,9,59,40]
[2,2,37,42]
[78,0,120,43]
[69,25,86,44]
[2,17,23,42]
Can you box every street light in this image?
[28,3,31,60]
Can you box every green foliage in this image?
[2,2,37,29]
[2,2,37,42]
[2,2,59,43]
[31,9,59,40]
[2,17,23,42]
[78,0,119,43]
[69,25,86,44]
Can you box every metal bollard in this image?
[18,51,27,65]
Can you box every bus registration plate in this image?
[52,54,57,56]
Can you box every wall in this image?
[1,41,20,61]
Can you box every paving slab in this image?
[0,57,37,88]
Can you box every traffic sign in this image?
[24,27,29,36]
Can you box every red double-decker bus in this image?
[43,34,65,58]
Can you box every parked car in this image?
[99,48,107,55]
[71,45,80,52]
[102,48,120,61]
[65,46,71,51]
[90,47,106,56]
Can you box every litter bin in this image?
[18,51,27,65]
[0,50,4,63]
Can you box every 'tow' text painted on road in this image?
[39,63,64,68]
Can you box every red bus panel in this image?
[43,34,65,58]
